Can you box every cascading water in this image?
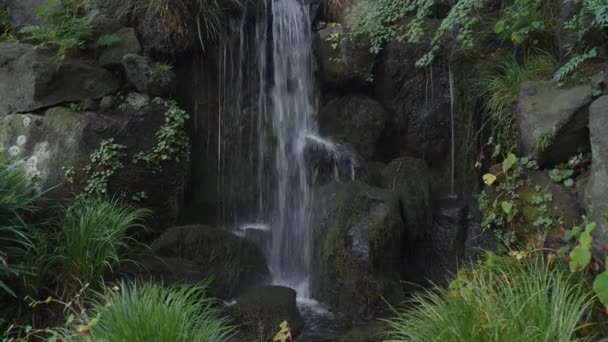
[210,0,325,297]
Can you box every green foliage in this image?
[0,11,17,42]
[82,281,235,341]
[349,0,486,66]
[476,53,556,151]
[20,0,119,59]
[51,197,148,292]
[0,157,38,297]
[82,138,127,196]
[147,63,175,87]
[548,166,575,187]
[133,98,190,168]
[553,48,598,82]
[385,255,596,341]
[536,131,554,151]
[493,0,547,45]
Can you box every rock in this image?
[82,98,99,111]
[517,81,592,166]
[151,225,270,299]
[229,286,304,341]
[3,0,45,30]
[117,257,206,285]
[319,95,387,160]
[121,92,151,111]
[0,43,119,116]
[380,157,432,238]
[302,134,361,186]
[311,181,404,319]
[99,96,115,110]
[314,25,376,90]
[356,162,386,187]
[122,53,174,97]
[98,27,142,67]
[135,12,191,55]
[585,96,608,255]
[0,103,189,228]
[371,19,452,169]
[339,320,388,342]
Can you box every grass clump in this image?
[82,281,235,341]
[51,197,149,292]
[476,52,556,151]
[386,255,596,342]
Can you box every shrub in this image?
[0,157,38,297]
[80,282,235,341]
[386,256,596,342]
[51,197,149,292]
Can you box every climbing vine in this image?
[81,138,127,196]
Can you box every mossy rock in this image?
[311,181,404,319]
[151,225,270,299]
[229,285,304,341]
[380,157,432,238]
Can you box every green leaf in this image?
[483,173,497,186]
[511,31,524,44]
[494,20,506,33]
[502,154,517,173]
[564,178,574,187]
[594,271,608,309]
[569,245,591,272]
[501,201,513,215]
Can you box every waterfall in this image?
[210,0,318,297]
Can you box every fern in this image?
[553,48,597,82]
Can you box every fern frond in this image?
[553,48,597,82]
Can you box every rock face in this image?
[229,286,304,341]
[314,25,376,90]
[319,95,387,160]
[311,181,404,319]
[0,43,119,116]
[151,225,270,299]
[3,0,45,29]
[371,29,452,168]
[517,81,592,165]
[380,157,432,238]
[586,96,608,255]
[98,27,142,66]
[0,101,189,227]
[122,53,174,97]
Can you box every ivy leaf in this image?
[564,178,574,187]
[502,154,517,173]
[483,173,497,186]
[501,201,513,215]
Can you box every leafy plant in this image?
[133,98,190,168]
[82,138,127,196]
[81,281,235,341]
[273,321,293,342]
[147,63,175,87]
[385,255,596,341]
[51,197,149,292]
[553,48,598,82]
[0,11,17,42]
[536,131,554,151]
[548,167,575,187]
[493,0,547,46]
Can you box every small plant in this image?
[82,138,127,196]
[67,101,84,112]
[147,63,175,87]
[273,321,293,342]
[548,167,575,187]
[81,281,235,341]
[133,98,190,168]
[536,131,554,151]
[385,255,596,341]
[553,48,598,82]
[51,197,149,292]
[0,11,17,42]
[493,0,547,46]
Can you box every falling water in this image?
[209,0,319,297]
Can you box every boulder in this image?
[302,134,361,186]
[380,157,432,238]
[122,53,174,97]
[371,19,452,169]
[3,0,45,30]
[98,27,142,66]
[311,181,404,319]
[117,257,206,285]
[151,225,270,299]
[229,286,304,341]
[0,43,119,116]
[517,81,592,166]
[0,101,189,228]
[314,25,376,90]
[319,95,387,160]
[585,96,608,255]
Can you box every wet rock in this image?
[98,27,142,67]
[371,19,452,169]
[118,257,205,285]
[517,81,592,166]
[319,94,387,160]
[380,157,432,238]
[229,286,304,341]
[99,96,116,110]
[0,43,119,116]
[3,0,45,30]
[356,162,386,187]
[314,25,376,90]
[311,181,404,320]
[302,134,361,186]
[585,96,608,255]
[151,225,270,299]
[122,53,174,97]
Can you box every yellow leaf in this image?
[483,173,497,186]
